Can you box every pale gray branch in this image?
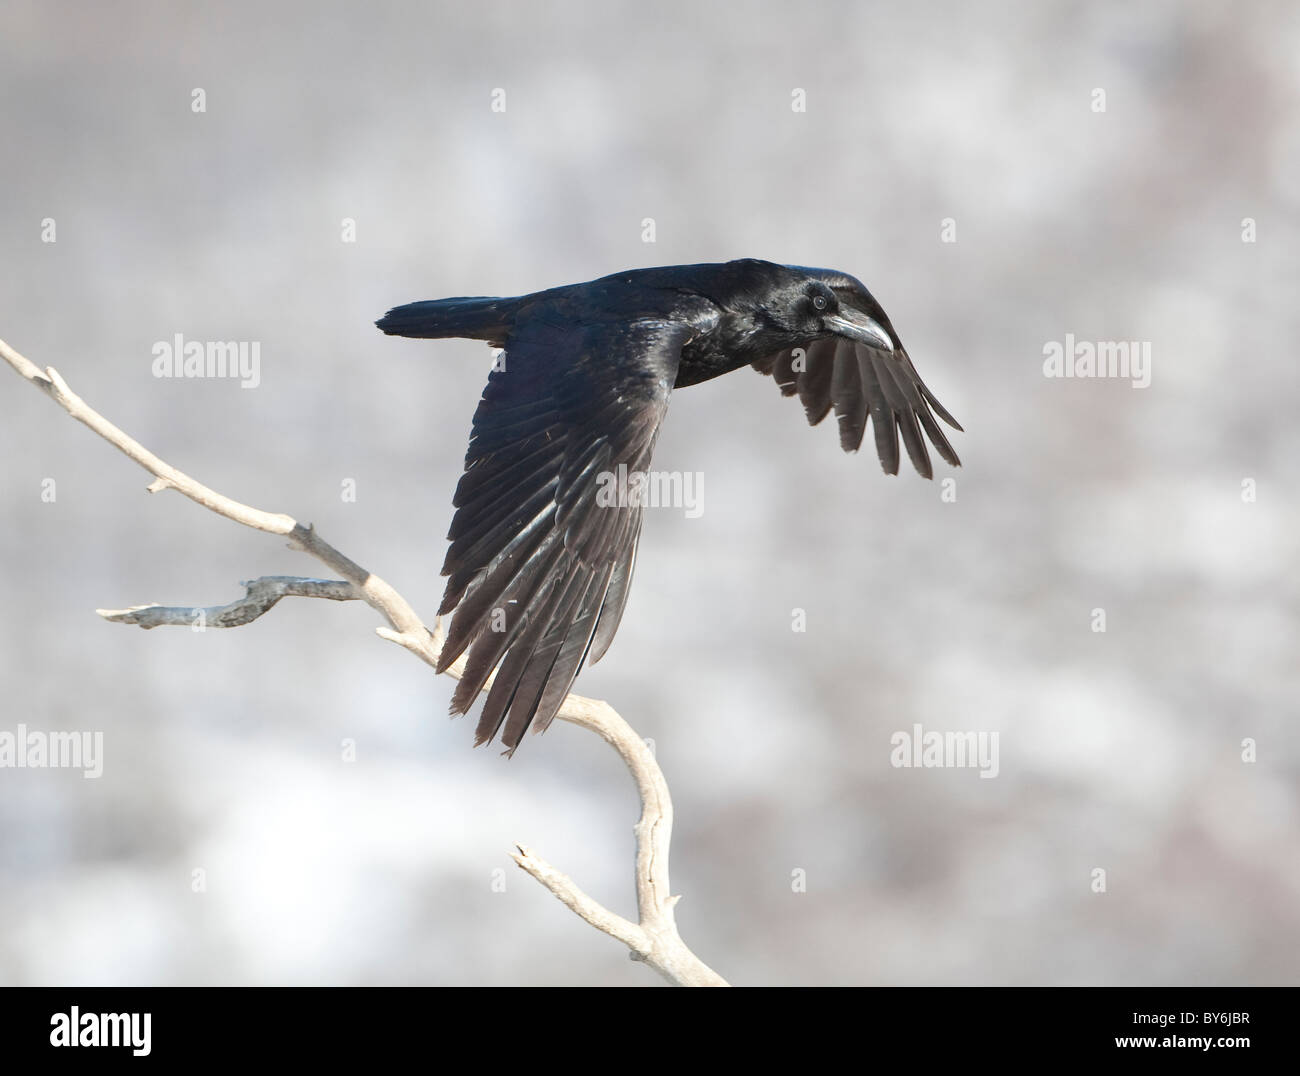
[96,576,361,629]
[1,335,727,987]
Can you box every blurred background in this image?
[1,0,1297,986]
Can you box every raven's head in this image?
[751,264,899,354]
[774,266,899,350]
[729,260,962,477]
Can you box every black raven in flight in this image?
[377,259,961,753]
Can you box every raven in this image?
[377,259,961,753]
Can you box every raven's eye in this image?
[812,295,828,311]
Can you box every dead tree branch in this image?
[1,335,726,987]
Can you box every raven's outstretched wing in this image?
[436,317,689,753]
[751,339,962,479]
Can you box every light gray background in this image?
[1,0,1297,985]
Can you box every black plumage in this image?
[377,259,962,753]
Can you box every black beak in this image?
[825,309,894,353]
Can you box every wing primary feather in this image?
[796,338,837,426]
[438,517,557,658]
[772,349,799,395]
[898,351,964,431]
[914,405,961,467]
[858,349,900,474]
[894,408,933,479]
[752,334,961,475]
[473,591,561,746]
[500,564,611,751]
[441,478,558,591]
[830,340,868,452]
[527,566,615,738]
[588,523,641,663]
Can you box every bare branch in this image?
[97,576,361,629]
[1,335,728,987]
[511,845,650,953]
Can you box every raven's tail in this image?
[376,295,515,344]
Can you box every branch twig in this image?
[97,576,361,629]
[1,336,726,987]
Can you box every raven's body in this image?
[378,259,962,753]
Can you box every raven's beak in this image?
[825,310,894,353]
